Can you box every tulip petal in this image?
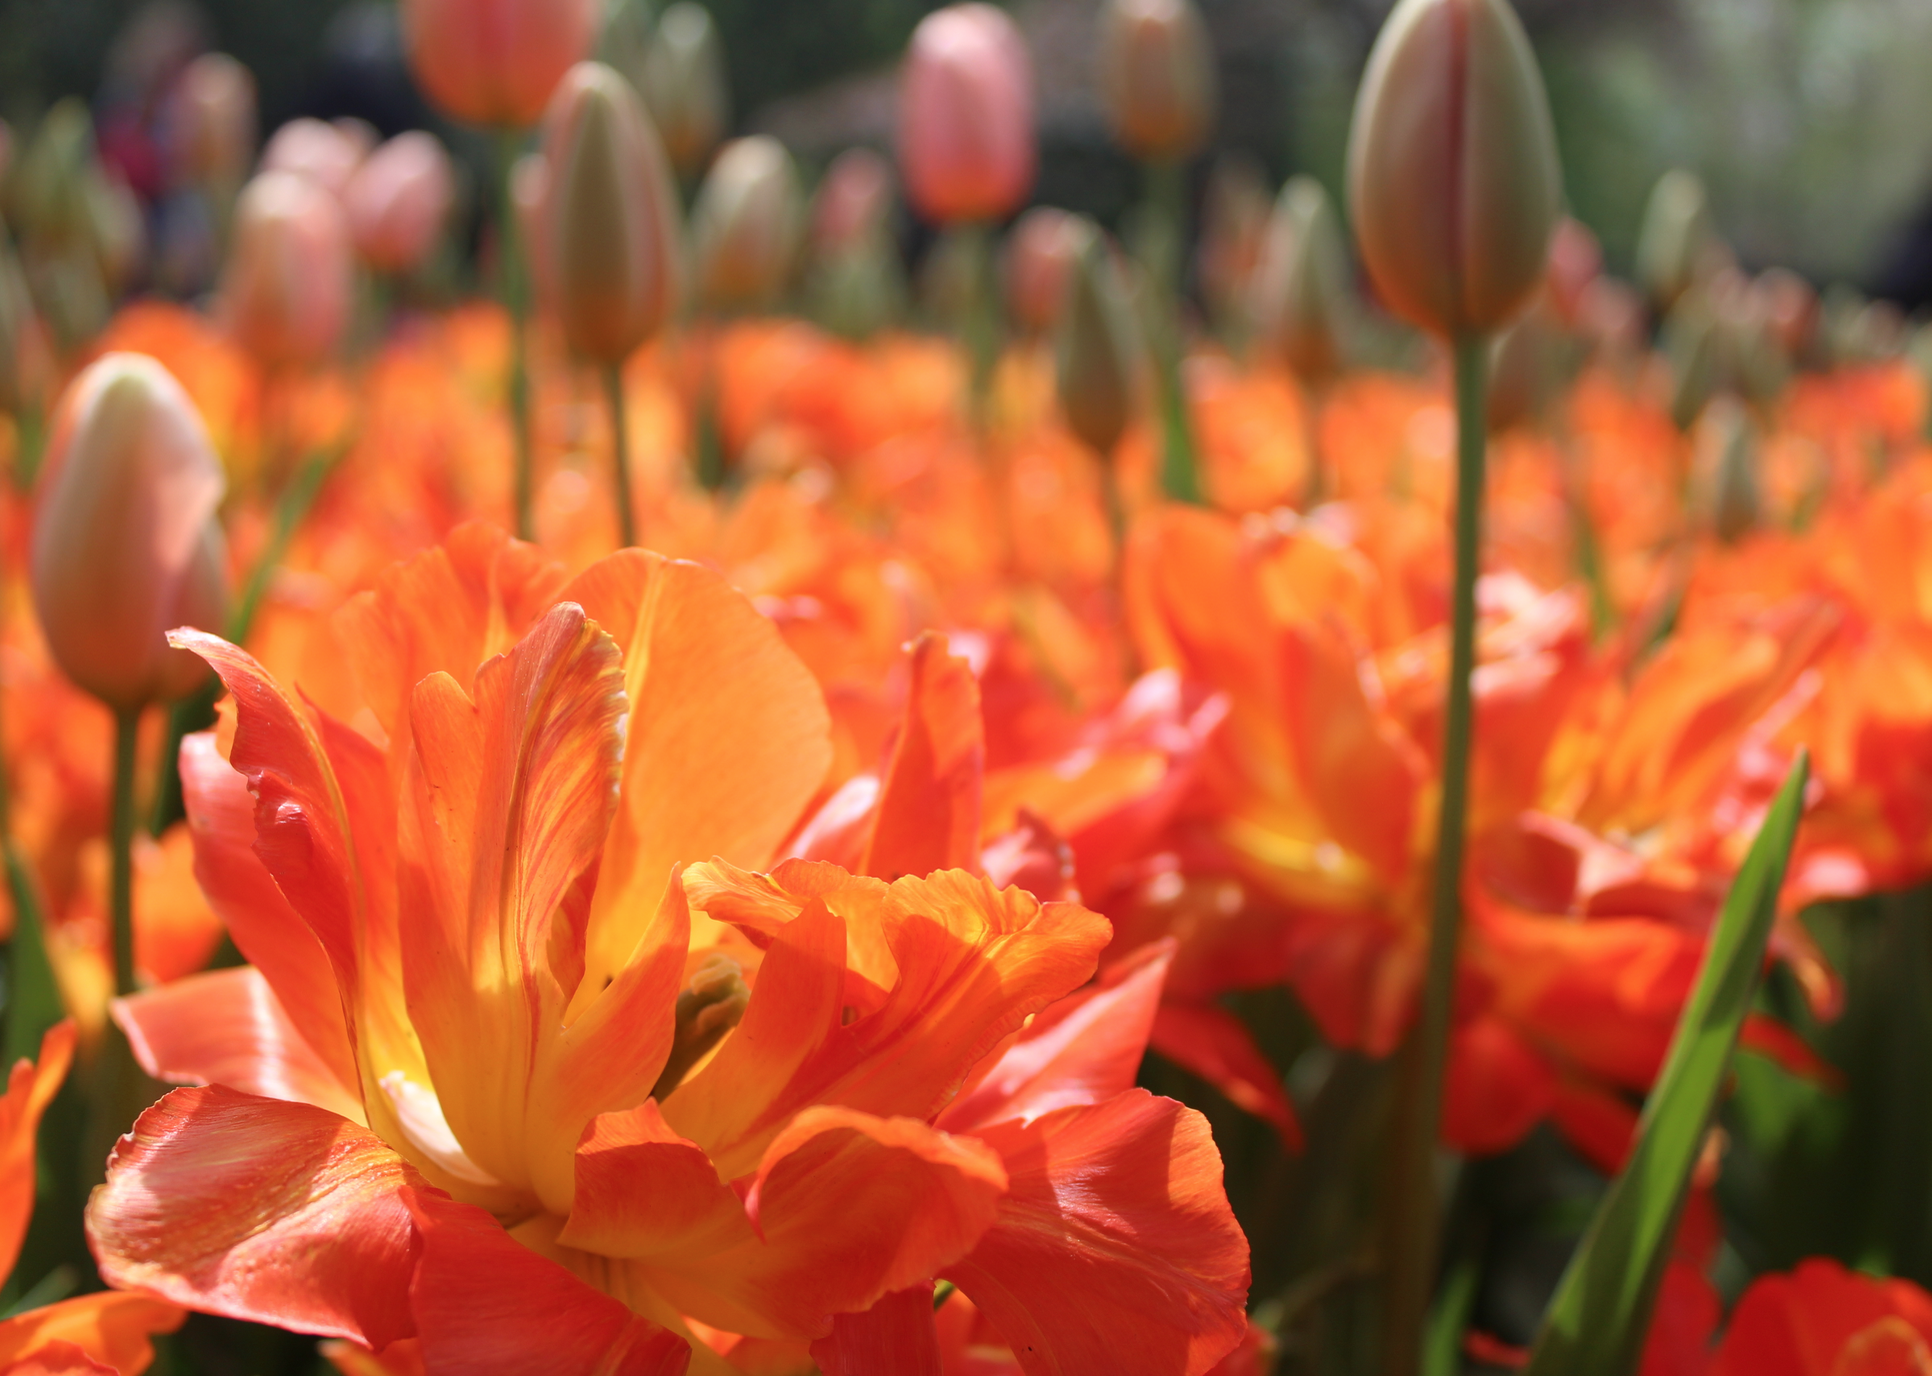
[560,551,832,994]
[0,1023,73,1280]
[809,1286,941,1376]
[0,1295,184,1376]
[862,634,983,882]
[1149,1001,1303,1147]
[86,1087,428,1347]
[0,1340,115,1375]
[112,967,364,1123]
[559,1098,755,1262]
[406,1191,689,1376]
[943,1090,1250,1376]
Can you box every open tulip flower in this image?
[86,526,1249,1375]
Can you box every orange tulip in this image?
[898,4,1036,225]
[86,527,1250,1374]
[222,171,354,367]
[344,132,456,275]
[399,0,600,129]
[1707,1260,1932,1376]
[29,353,229,711]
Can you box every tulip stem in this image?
[603,361,638,548]
[1140,159,1202,505]
[494,129,536,543]
[109,705,141,997]
[1387,334,1488,1376]
[961,221,999,431]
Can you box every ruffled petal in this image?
[112,967,365,1124]
[86,1087,428,1347]
[0,1294,184,1376]
[944,1090,1249,1376]
[810,1286,941,1376]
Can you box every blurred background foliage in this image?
[3,0,1932,305]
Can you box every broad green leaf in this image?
[4,837,63,1067]
[1522,751,1809,1376]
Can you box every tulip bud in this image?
[1005,205,1081,336]
[1696,396,1759,544]
[1345,0,1561,340]
[345,132,456,274]
[30,354,229,710]
[0,230,34,415]
[1055,221,1140,457]
[1543,216,1601,329]
[1751,267,1817,362]
[401,0,601,128]
[1196,156,1269,334]
[1254,176,1352,382]
[1098,0,1217,165]
[898,4,1036,225]
[222,171,354,367]
[691,136,802,313]
[1664,288,1721,433]
[806,150,905,341]
[1635,169,1715,314]
[170,53,257,190]
[812,147,895,259]
[642,3,731,180]
[536,63,682,363]
[259,118,366,201]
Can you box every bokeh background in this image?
[3,0,1931,307]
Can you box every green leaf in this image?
[4,837,64,1067]
[1522,750,1809,1376]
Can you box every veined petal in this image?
[939,942,1170,1133]
[862,634,983,882]
[809,1286,941,1376]
[0,1294,184,1376]
[643,1107,1006,1341]
[666,869,1107,1178]
[943,1090,1250,1376]
[86,1087,428,1347]
[0,1022,74,1279]
[178,731,358,1100]
[406,1191,689,1376]
[113,968,365,1124]
[561,551,831,997]
[399,602,625,1197]
[559,1099,755,1263]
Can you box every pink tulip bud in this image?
[401,0,600,129]
[536,63,682,363]
[170,53,256,188]
[898,4,1036,225]
[344,131,456,274]
[692,135,802,312]
[1099,0,1218,164]
[221,171,353,367]
[259,118,366,200]
[1004,205,1081,335]
[1345,0,1561,339]
[1543,215,1601,329]
[30,354,229,710]
[812,147,895,258]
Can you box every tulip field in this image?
[4,0,1932,1371]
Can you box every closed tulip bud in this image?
[259,118,366,200]
[1197,156,1269,331]
[30,354,229,710]
[222,171,353,367]
[643,3,730,179]
[401,0,600,128]
[170,53,256,189]
[812,147,895,259]
[537,63,682,363]
[1664,288,1721,433]
[1544,216,1601,329]
[345,132,456,274]
[1696,396,1759,544]
[1005,205,1081,336]
[1752,267,1817,361]
[692,136,802,313]
[1345,0,1561,340]
[1635,169,1716,314]
[1098,0,1217,165]
[1055,220,1140,457]
[1255,175,1352,382]
[898,4,1036,225]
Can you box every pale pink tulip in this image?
[345,131,456,273]
[898,4,1036,225]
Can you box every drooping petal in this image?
[862,634,983,882]
[0,1294,184,1376]
[943,1090,1249,1376]
[1149,1001,1302,1146]
[0,1022,74,1280]
[562,550,832,994]
[86,1087,428,1347]
[406,1190,690,1376]
[399,602,626,1199]
[810,1286,941,1376]
[666,869,1108,1178]
[940,942,1170,1133]
[112,967,365,1124]
[178,730,358,1098]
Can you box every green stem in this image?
[961,221,998,431]
[1386,335,1488,1376]
[109,705,141,997]
[494,128,536,543]
[695,340,726,491]
[604,361,638,548]
[1141,159,1202,505]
